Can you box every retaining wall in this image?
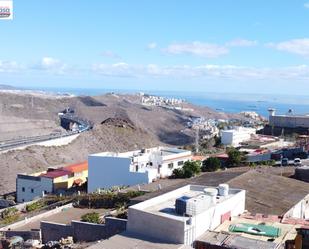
[41,222,72,243]
[41,217,127,243]
[4,230,41,241]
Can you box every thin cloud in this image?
[33,57,68,74]
[101,50,122,59]
[92,62,309,81]
[226,39,258,47]
[164,41,229,58]
[0,60,23,73]
[147,42,157,49]
[304,2,309,8]
[267,38,309,57]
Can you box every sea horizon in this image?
[20,86,309,117]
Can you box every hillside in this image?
[0,90,235,194]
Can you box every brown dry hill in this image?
[0,91,235,194]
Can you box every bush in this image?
[172,161,201,178]
[172,168,184,178]
[81,212,100,224]
[202,157,221,172]
[1,207,19,225]
[227,147,243,167]
[74,190,144,209]
[26,200,46,212]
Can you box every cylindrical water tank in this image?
[218,184,229,197]
[203,188,218,204]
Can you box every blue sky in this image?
[1,0,309,94]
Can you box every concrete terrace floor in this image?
[13,207,107,231]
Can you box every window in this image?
[74,172,83,177]
[178,161,184,166]
[31,188,34,193]
[22,187,25,192]
[168,163,174,169]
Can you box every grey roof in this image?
[87,231,184,249]
[227,170,309,215]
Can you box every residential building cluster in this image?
[141,95,184,106]
[16,162,88,203]
[88,146,192,192]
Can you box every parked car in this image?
[281,158,289,166]
[294,158,302,166]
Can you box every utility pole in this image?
[195,128,199,153]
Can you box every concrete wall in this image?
[16,175,53,203]
[4,230,41,241]
[127,208,185,244]
[127,185,246,245]
[0,203,73,231]
[284,194,309,219]
[270,115,309,129]
[88,156,150,192]
[246,153,271,163]
[72,217,126,242]
[41,217,127,243]
[41,221,72,243]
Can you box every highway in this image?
[0,131,81,152]
[0,114,92,152]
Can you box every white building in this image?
[268,109,309,129]
[221,127,256,147]
[88,147,192,192]
[127,184,245,245]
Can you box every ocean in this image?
[27,87,309,118]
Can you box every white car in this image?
[294,158,302,166]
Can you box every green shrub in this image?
[202,157,221,172]
[1,207,19,225]
[26,200,45,212]
[81,212,100,224]
[172,161,201,178]
[74,190,144,209]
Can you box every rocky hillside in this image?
[0,90,235,194]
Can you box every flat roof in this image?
[214,216,298,245]
[87,231,184,249]
[131,185,243,221]
[90,147,190,158]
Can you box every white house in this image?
[127,184,246,245]
[88,147,192,192]
[221,127,256,147]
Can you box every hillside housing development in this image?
[88,147,192,192]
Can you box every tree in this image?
[172,161,201,178]
[227,147,242,167]
[202,157,221,172]
[182,160,201,178]
[81,212,100,224]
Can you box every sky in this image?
[1,0,309,94]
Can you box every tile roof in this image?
[61,161,88,173]
[41,169,70,179]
